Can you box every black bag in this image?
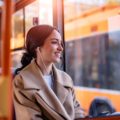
[89,97,116,117]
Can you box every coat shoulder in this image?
[13,63,32,88]
[13,73,24,89]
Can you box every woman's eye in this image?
[51,41,58,44]
[51,40,64,48]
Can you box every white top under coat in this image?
[43,75,53,88]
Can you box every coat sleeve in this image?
[72,87,85,119]
[13,75,43,120]
[62,71,86,119]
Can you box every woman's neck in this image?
[36,59,53,75]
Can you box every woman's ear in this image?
[36,47,41,58]
[35,47,40,53]
[39,47,41,52]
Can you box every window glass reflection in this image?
[25,0,39,34]
[39,0,53,25]
[12,9,24,49]
[25,0,53,35]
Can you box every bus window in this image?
[65,31,120,90]
[108,30,120,90]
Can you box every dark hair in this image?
[15,25,57,74]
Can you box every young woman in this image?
[13,25,85,120]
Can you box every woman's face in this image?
[40,30,63,64]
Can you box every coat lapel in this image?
[21,59,72,120]
[34,64,71,119]
[36,85,71,120]
[52,65,71,104]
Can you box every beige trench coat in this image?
[13,59,84,120]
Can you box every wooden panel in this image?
[15,0,36,11]
[0,117,7,120]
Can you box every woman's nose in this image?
[58,43,63,51]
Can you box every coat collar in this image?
[19,59,73,119]
[20,59,72,90]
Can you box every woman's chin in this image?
[53,58,61,63]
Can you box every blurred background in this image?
[0,0,120,119]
